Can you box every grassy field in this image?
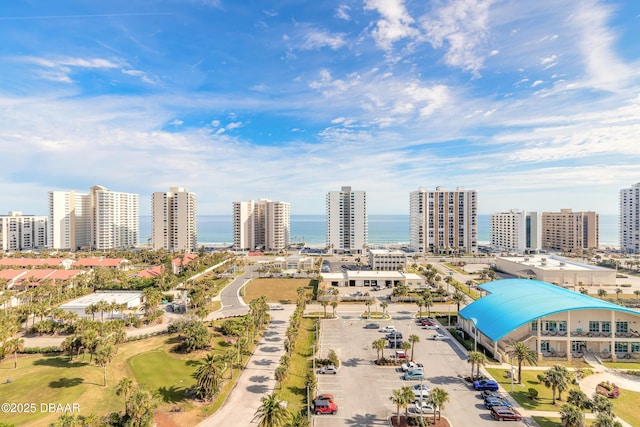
[487,367,640,426]
[533,416,595,426]
[244,278,313,303]
[278,317,316,415]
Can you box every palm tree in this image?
[320,300,328,319]
[560,403,585,427]
[597,289,608,299]
[286,410,310,427]
[467,351,487,380]
[408,335,420,361]
[195,354,223,401]
[506,341,538,384]
[331,301,338,317]
[389,388,409,423]
[452,290,465,312]
[567,389,590,411]
[543,365,571,404]
[380,301,388,317]
[591,394,614,416]
[372,338,386,361]
[400,386,416,416]
[94,339,115,386]
[416,299,424,318]
[254,392,290,427]
[116,377,135,407]
[423,295,433,317]
[593,413,622,427]
[615,287,622,303]
[635,289,640,305]
[428,387,449,420]
[364,299,373,319]
[274,365,287,389]
[400,341,412,356]
[4,337,24,369]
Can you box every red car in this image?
[313,399,338,415]
[490,406,522,421]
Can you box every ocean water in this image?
[140,214,619,247]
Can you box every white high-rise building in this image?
[0,211,48,252]
[49,185,138,251]
[409,186,477,254]
[620,182,640,254]
[152,187,198,252]
[48,190,91,251]
[326,186,368,254]
[232,199,290,251]
[490,209,541,253]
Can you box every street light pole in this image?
[306,383,310,421]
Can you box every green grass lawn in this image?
[487,367,640,426]
[128,349,198,403]
[278,317,316,416]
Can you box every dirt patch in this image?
[244,278,313,303]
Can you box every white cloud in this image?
[420,0,494,77]
[531,80,543,88]
[226,121,243,130]
[335,5,351,21]
[169,119,184,126]
[364,0,419,50]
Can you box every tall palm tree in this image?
[364,299,374,319]
[506,341,538,384]
[274,365,287,389]
[195,354,223,401]
[372,338,386,361]
[428,387,449,420]
[116,377,135,407]
[380,301,389,317]
[4,337,24,369]
[254,392,290,427]
[416,299,424,318]
[543,365,571,404]
[467,351,487,380]
[389,388,409,422]
[94,339,115,386]
[320,300,328,318]
[331,301,338,317]
[560,403,585,427]
[423,295,433,317]
[452,290,465,312]
[408,335,420,361]
[400,386,416,416]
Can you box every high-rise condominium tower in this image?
[152,187,198,252]
[409,186,478,254]
[326,186,368,254]
[541,209,598,254]
[0,211,48,252]
[233,199,290,251]
[49,185,139,251]
[490,209,541,253]
[620,182,640,254]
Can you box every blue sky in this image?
[1,0,639,216]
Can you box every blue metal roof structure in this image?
[458,279,640,342]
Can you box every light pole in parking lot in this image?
[419,377,424,424]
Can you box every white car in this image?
[423,324,439,330]
[412,384,431,398]
[414,400,436,414]
[401,362,424,372]
[379,325,396,333]
[268,304,284,310]
[430,333,450,340]
[318,365,338,375]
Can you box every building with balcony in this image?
[0,211,48,252]
[490,209,541,253]
[459,279,640,362]
[326,186,368,254]
[368,249,407,271]
[232,199,290,251]
[151,187,198,252]
[409,186,478,254]
[541,209,598,254]
[620,182,640,254]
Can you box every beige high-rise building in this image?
[410,186,477,254]
[490,209,541,253]
[151,187,198,252]
[49,185,139,251]
[233,199,290,251]
[0,211,48,252]
[541,209,598,254]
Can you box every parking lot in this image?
[313,307,527,426]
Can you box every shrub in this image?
[20,347,63,354]
[528,388,539,399]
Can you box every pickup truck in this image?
[401,361,424,372]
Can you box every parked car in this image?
[312,393,335,404]
[490,406,522,421]
[429,333,450,340]
[385,332,403,340]
[423,324,439,330]
[379,325,396,333]
[473,379,500,391]
[268,304,284,310]
[364,323,380,329]
[401,361,424,372]
[480,390,501,400]
[388,339,404,348]
[395,350,408,359]
[402,369,425,380]
[413,400,435,414]
[313,399,338,415]
[484,396,512,409]
[318,365,338,375]
[412,384,431,398]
